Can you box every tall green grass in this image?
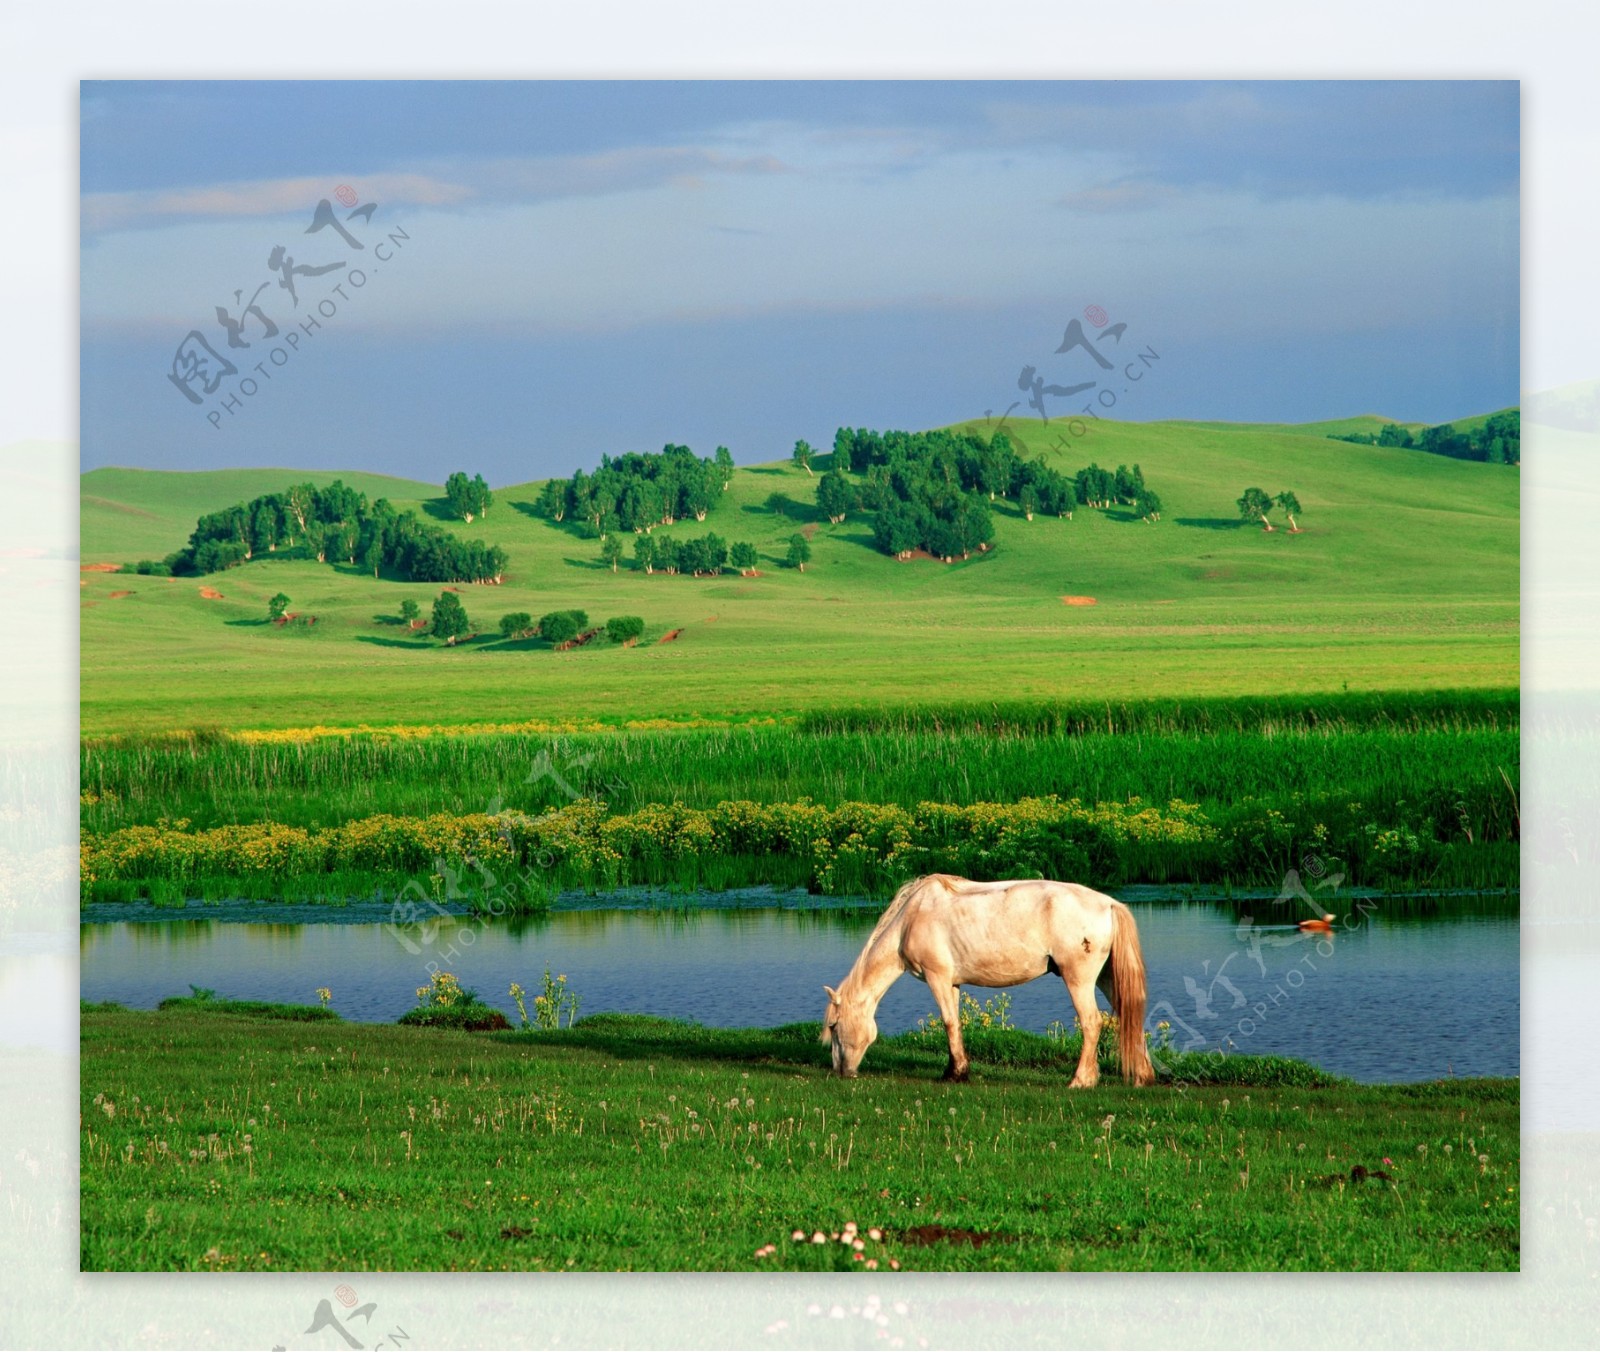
[81,693,1519,836]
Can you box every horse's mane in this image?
[840,874,949,994]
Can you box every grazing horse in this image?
[821,874,1156,1087]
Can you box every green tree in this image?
[1135,489,1163,523]
[634,534,658,575]
[431,591,470,645]
[605,615,645,644]
[601,535,624,572]
[730,541,758,575]
[1275,490,1302,532]
[539,611,581,646]
[399,598,420,628]
[1018,484,1039,521]
[786,533,812,572]
[267,592,290,621]
[444,471,476,522]
[816,470,854,524]
[536,479,568,522]
[471,472,493,517]
[498,612,533,639]
[792,440,816,475]
[714,445,735,492]
[1237,487,1275,531]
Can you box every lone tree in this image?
[792,440,816,475]
[730,541,759,575]
[816,470,854,524]
[1018,484,1039,521]
[1237,486,1275,531]
[1275,490,1303,532]
[786,533,812,572]
[267,592,290,621]
[445,471,492,523]
[431,591,470,645]
[399,598,420,628]
[601,535,624,572]
[605,615,645,645]
[1135,488,1163,523]
[498,611,533,639]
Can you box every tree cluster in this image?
[1237,487,1303,532]
[169,480,508,584]
[1329,411,1520,465]
[630,531,754,577]
[536,445,735,535]
[826,426,1164,559]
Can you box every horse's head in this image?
[821,983,876,1078]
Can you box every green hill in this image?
[79,416,1519,735]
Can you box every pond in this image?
[79,895,1519,1084]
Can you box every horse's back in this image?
[898,875,1117,983]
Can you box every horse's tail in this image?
[1109,901,1156,1086]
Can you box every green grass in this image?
[81,691,1518,828]
[79,1007,1520,1272]
[80,415,1518,735]
[80,691,1520,901]
[152,990,341,1022]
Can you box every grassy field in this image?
[79,1007,1519,1273]
[80,414,1519,735]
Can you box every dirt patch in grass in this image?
[81,562,121,573]
[659,628,684,644]
[108,590,134,599]
[896,1225,1013,1249]
[199,587,225,600]
[555,627,603,651]
[1060,596,1097,606]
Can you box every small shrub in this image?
[605,616,645,644]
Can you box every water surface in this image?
[79,900,1519,1083]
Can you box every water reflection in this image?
[78,904,1519,1083]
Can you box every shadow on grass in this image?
[1174,518,1248,531]
[223,619,272,628]
[355,635,433,650]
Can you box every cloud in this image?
[82,146,790,235]
[1058,178,1182,214]
[82,172,472,235]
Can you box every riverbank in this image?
[79,1006,1519,1272]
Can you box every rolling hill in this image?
[79,415,1519,735]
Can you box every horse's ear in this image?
[823,985,839,1003]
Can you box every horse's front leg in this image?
[930,976,969,1082]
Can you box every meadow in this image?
[80,415,1518,735]
[78,1005,1520,1272]
[78,413,1522,1272]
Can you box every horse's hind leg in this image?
[930,976,969,1082]
[1061,969,1103,1088]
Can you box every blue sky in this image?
[80,80,1519,482]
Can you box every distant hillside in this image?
[80,414,1519,734]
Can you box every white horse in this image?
[822,873,1156,1087]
